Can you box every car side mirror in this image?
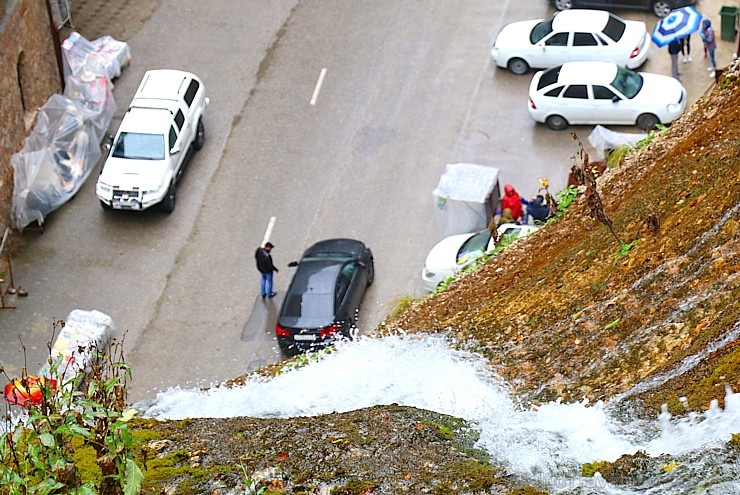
[612,96,621,103]
[171,145,181,154]
[288,261,298,267]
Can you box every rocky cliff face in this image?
[132,63,740,494]
[381,62,740,418]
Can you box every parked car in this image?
[276,239,374,355]
[528,61,686,130]
[96,69,208,212]
[491,10,650,75]
[549,0,697,18]
[421,224,538,292]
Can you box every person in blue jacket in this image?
[526,195,551,224]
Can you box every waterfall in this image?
[140,333,740,494]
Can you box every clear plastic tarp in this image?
[11,75,115,229]
[61,31,131,81]
[433,163,501,238]
[587,125,648,160]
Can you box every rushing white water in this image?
[140,333,740,494]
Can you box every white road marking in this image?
[262,216,276,247]
[310,68,327,105]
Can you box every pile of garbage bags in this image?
[11,32,130,230]
[61,31,131,81]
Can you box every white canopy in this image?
[433,163,501,238]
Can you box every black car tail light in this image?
[276,324,291,337]
[319,324,339,338]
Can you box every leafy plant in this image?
[613,239,639,260]
[635,124,667,149]
[545,186,578,225]
[0,323,142,495]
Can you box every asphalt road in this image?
[1,0,728,404]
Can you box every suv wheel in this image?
[652,1,672,17]
[194,118,205,150]
[554,0,573,10]
[160,182,176,213]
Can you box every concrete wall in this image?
[0,0,62,235]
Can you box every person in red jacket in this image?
[501,184,524,223]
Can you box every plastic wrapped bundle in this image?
[11,95,103,229]
[63,71,116,143]
[38,309,115,386]
[61,31,131,81]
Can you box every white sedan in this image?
[528,61,686,131]
[421,224,538,292]
[490,10,650,75]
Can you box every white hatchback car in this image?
[421,224,538,292]
[490,10,650,75]
[96,69,208,212]
[528,61,686,130]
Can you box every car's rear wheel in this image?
[160,182,176,213]
[652,1,672,17]
[637,113,660,131]
[366,262,374,286]
[545,115,568,131]
[194,118,205,150]
[508,58,529,75]
[554,0,573,10]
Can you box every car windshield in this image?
[610,66,643,99]
[456,231,491,264]
[530,17,554,44]
[602,14,626,42]
[279,260,340,328]
[112,132,165,160]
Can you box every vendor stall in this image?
[433,163,501,238]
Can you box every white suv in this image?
[96,69,209,212]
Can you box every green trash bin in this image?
[719,5,739,41]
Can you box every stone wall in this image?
[0,0,63,237]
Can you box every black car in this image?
[276,239,374,355]
[550,0,696,17]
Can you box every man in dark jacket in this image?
[255,242,278,298]
[526,195,550,224]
